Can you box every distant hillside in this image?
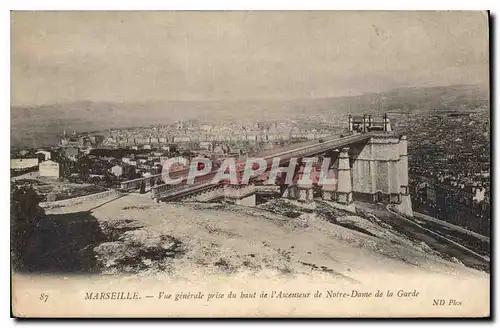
[10,84,489,148]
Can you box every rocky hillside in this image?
[22,191,483,283]
[89,198,477,280]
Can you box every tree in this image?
[11,184,44,269]
[169,144,179,155]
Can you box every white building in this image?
[111,165,123,177]
[39,160,60,178]
[173,135,191,143]
[199,141,212,150]
[10,158,39,170]
[473,187,486,203]
[35,150,51,161]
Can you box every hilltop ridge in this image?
[11,84,488,148]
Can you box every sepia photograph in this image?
[10,10,490,318]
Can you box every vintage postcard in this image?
[10,11,490,318]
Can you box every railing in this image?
[119,130,396,192]
[120,133,351,191]
[259,132,373,161]
[120,167,191,191]
[246,131,350,160]
[152,170,220,199]
[120,174,164,191]
[151,132,377,201]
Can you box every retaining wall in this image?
[39,190,118,209]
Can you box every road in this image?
[413,212,488,240]
[355,202,490,273]
[411,212,490,257]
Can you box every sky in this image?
[10,11,489,106]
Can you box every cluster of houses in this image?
[10,140,246,186]
[11,150,60,179]
[101,119,335,148]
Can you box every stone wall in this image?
[233,194,256,206]
[39,190,117,209]
[181,186,224,202]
